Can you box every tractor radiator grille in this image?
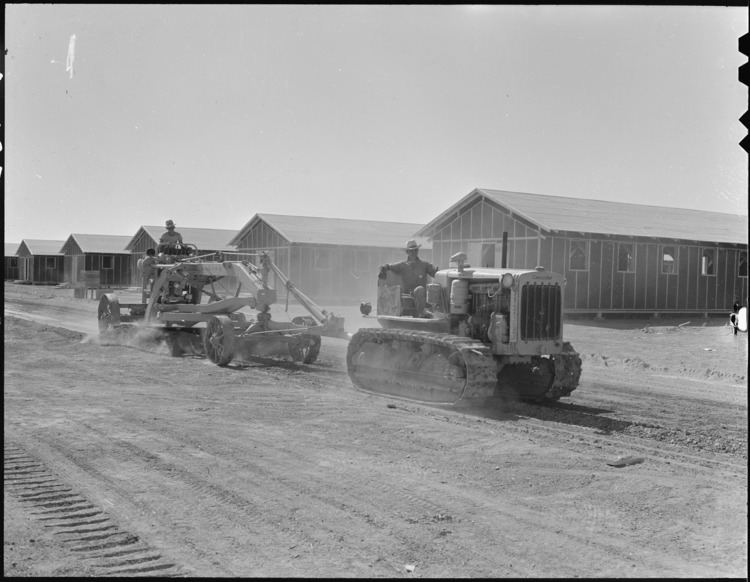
[519,283,562,341]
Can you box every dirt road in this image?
[4,283,747,577]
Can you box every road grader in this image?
[346,252,582,404]
[97,244,346,366]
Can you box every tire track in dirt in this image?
[215,427,719,576]
[54,353,741,576]
[92,420,412,576]
[4,441,186,577]
[77,416,516,576]
[89,409,696,577]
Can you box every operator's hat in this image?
[166,219,175,227]
[405,239,421,250]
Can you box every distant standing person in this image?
[379,239,437,316]
[141,248,157,281]
[158,219,183,253]
[730,302,748,335]
[138,248,158,300]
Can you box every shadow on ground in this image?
[453,396,633,433]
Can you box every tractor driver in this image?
[379,240,437,317]
[157,219,183,254]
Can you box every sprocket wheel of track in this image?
[545,341,582,400]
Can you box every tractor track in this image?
[22,435,264,577]
[4,441,186,577]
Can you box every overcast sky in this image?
[4,4,748,244]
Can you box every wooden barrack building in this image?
[229,213,430,305]
[15,239,66,285]
[60,234,133,288]
[417,188,748,316]
[5,243,20,280]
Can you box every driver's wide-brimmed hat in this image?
[165,219,175,227]
[405,239,421,250]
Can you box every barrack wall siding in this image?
[16,256,64,284]
[5,257,19,280]
[62,253,132,287]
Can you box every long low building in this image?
[229,213,430,305]
[5,243,20,280]
[61,234,133,288]
[417,188,748,316]
[15,239,66,284]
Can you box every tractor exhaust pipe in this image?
[501,232,508,268]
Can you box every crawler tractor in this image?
[97,245,345,366]
[346,252,582,404]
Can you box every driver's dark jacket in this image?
[387,258,437,293]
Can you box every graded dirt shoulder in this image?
[4,284,748,577]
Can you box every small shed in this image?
[60,234,133,287]
[229,213,430,305]
[15,239,66,284]
[125,226,237,286]
[417,188,748,316]
[5,243,20,280]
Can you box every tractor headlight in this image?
[501,273,514,289]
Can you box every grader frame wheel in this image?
[288,335,321,364]
[203,316,236,366]
[97,294,120,333]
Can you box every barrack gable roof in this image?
[417,188,748,245]
[62,234,132,254]
[126,226,237,252]
[5,243,20,256]
[17,239,66,256]
[230,213,431,249]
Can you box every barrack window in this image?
[617,243,634,273]
[569,240,588,271]
[701,248,715,277]
[661,246,678,275]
